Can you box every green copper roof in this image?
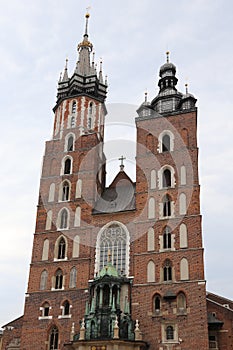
[99,263,119,278]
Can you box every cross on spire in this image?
[119,156,126,171]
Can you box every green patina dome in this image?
[99,263,119,278]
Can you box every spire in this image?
[185,83,189,94]
[166,50,170,63]
[62,58,69,82]
[77,12,93,76]
[99,59,103,83]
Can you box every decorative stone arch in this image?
[148,197,155,219]
[147,260,155,282]
[179,193,187,215]
[42,239,49,261]
[60,155,73,175]
[45,210,53,230]
[48,324,59,350]
[179,223,188,248]
[147,227,155,251]
[152,292,162,313]
[180,165,186,185]
[64,132,75,152]
[69,266,77,288]
[150,169,156,189]
[95,221,130,276]
[158,130,174,153]
[54,234,68,260]
[48,183,55,202]
[180,258,189,280]
[58,179,71,202]
[75,179,82,198]
[74,206,81,227]
[40,270,48,290]
[72,235,80,258]
[158,165,176,189]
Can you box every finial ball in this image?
[86,13,90,18]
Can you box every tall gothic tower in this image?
[7,14,210,350]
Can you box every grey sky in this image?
[1,0,233,327]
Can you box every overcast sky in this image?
[1,0,233,327]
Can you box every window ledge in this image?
[54,257,68,262]
[51,287,64,291]
[58,314,72,319]
[38,316,53,320]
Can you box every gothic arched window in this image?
[69,267,77,288]
[163,194,171,217]
[62,300,70,315]
[57,237,66,259]
[162,134,170,152]
[55,269,63,290]
[96,223,129,276]
[166,325,174,340]
[64,158,71,174]
[162,169,171,188]
[40,270,48,290]
[67,135,74,151]
[59,209,69,229]
[72,101,76,114]
[49,326,59,350]
[62,181,70,201]
[163,259,172,281]
[163,226,171,249]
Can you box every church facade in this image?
[2,13,233,350]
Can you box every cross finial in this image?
[185,83,188,94]
[85,7,91,35]
[145,90,148,102]
[119,155,126,171]
[166,51,170,63]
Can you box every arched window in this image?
[179,223,188,248]
[57,237,66,259]
[179,193,187,215]
[48,183,55,202]
[40,270,48,290]
[154,294,161,313]
[62,300,70,316]
[62,181,70,201]
[177,292,187,312]
[72,101,76,114]
[148,197,155,219]
[70,116,75,128]
[166,325,174,340]
[162,134,170,152]
[147,228,154,251]
[64,158,71,174]
[45,210,53,230]
[163,226,171,249]
[41,302,50,317]
[55,269,63,290]
[67,135,74,152]
[59,208,69,229]
[162,169,171,188]
[96,223,129,276]
[72,235,80,258]
[42,239,49,261]
[147,261,155,282]
[88,102,93,129]
[49,326,59,350]
[163,195,171,217]
[163,259,172,281]
[69,267,77,288]
[180,258,189,280]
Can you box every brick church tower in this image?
[4,13,211,350]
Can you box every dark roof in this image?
[93,171,136,214]
[2,315,24,329]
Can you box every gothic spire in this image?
[77,12,93,76]
[62,58,69,82]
